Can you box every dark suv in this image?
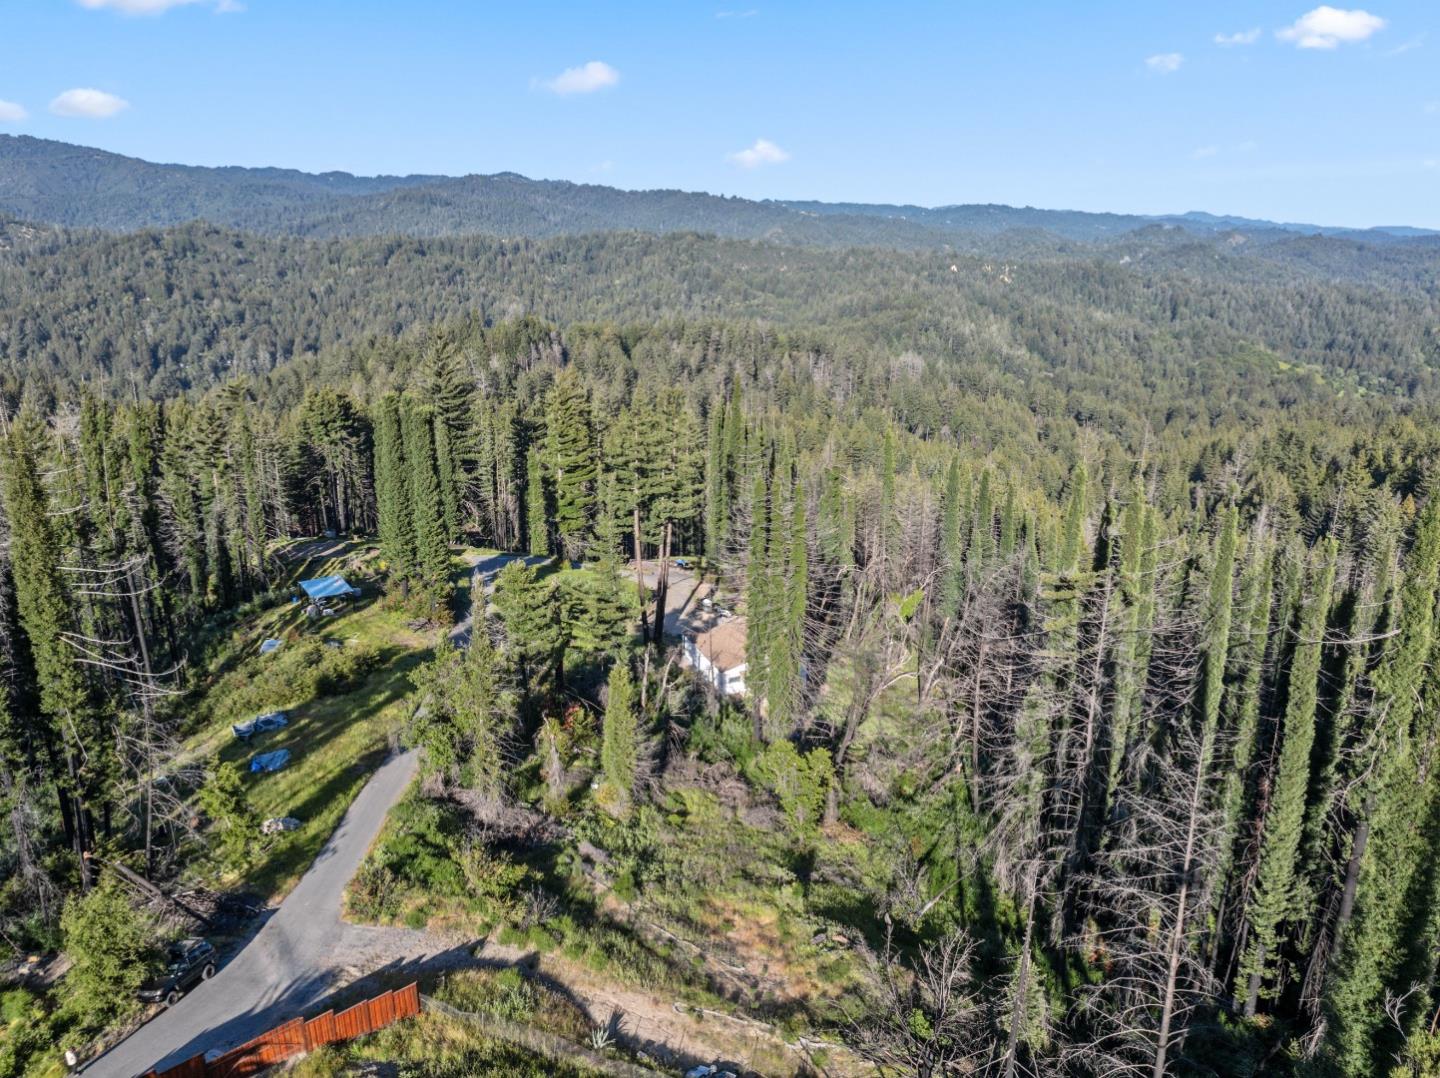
[137,938,216,1007]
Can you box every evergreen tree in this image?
[197,762,260,872]
[766,475,807,736]
[600,658,638,812]
[746,463,774,727]
[525,444,549,557]
[433,416,460,541]
[879,430,898,575]
[493,560,566,701]
[373,393,413,579]
[1058,461,1089,573]
[2,412,103,884]
[971,466,995,572]
[409,633,513,798]
[542,368,596,559]
[1327,495,1440,1073]
[402,397,451,600]
[704,398,727,556]
[1236,539,1336,1014]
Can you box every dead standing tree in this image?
[847,923,994,1078]
[1070,557,1227,1078]
[59,556,188,879]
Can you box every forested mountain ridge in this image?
[8,133,1440,1078]
[3,135,1436,245]
[5,306,1440,1076]
[3,222,1439,405]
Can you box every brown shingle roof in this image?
[692,616,747,671]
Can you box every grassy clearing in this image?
[347,774,873,1044]
[186,539,445,899]
[283,968,612,1077]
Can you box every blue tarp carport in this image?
[299,575,360,601]
[250,749,291,774]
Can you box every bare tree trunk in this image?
[1153,740,1210,1078]
[652,520,672,645]
[971,636,986,817]
[1337,808,1369,931]
[633,506,649,639]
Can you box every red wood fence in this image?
[141,981,419,1078]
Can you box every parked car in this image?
[137,939,216,1006]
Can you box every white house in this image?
[684,616,748,698]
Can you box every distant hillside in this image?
[2,136,1433,247]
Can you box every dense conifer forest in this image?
[3,141,1440,1077]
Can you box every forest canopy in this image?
[2,148,1440,1077]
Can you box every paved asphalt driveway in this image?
[86,551,696,1076]
[88,553,557,1076]
[84,749,424,1077]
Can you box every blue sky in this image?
[1,1,1437,227]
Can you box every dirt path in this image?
[467,938,815,1076]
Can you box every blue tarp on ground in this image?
[259,638,282,655]
[232,711,288,740]
[299,575,359,601]
[250,749,291,773]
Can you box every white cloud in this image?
[540,61,620,96]
[49,88,130,118]
[728,138,790,168]
[0,100,27,123]
[77,0,201,12]
[1214,28,1262,45]
[1277,6,1386,49]
[1192,145,1220,159]
[1145,52,1184,73]
[1425,158,1439,170]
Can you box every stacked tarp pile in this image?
[231,711,288,740]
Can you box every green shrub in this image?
[58,880,154,1031]
[198,761,261,871]
[0,1008,58,1078]
[198,639,384,728]
[751,741,833,834]
[0,988,38,1025]
[688,704,759,769]
[348,861,401,922]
